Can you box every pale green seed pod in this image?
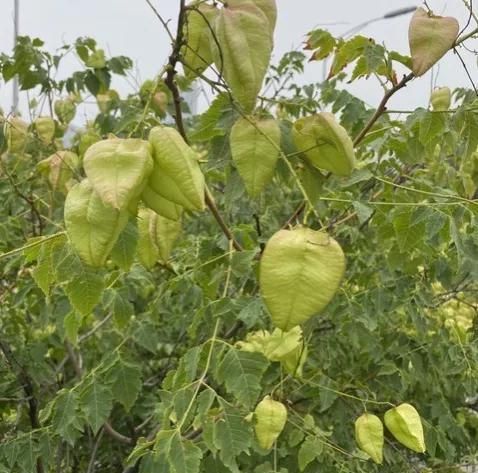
[254,396,287,450]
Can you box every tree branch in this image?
[162,0,243,251]
[353,72,414,147]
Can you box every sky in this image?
[0,0,476,121]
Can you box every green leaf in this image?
[169,434,202,473]
[230,117,281,197]
[65,267,104,316]
[293,113,355,176]
[306,29,336,60]
[214,402,252,473]
[110,219,138,271]
[298,436,323,471]
[15,435,39,473]
[63,311,83,344]
[418,111,446,146]
[260,227,345,331]
[148,126,205,211]
[393,210,426,252]
[461,111,478,159]
[31,235,66,295]
[108,289,134,328]
[328,35,370,78]
[191,93,235,142]
[155,431,202,473]
[213,2,273,112]
[350,42,387,82]
[193,389,216,429]
[109,358,142,411]
[216,348,268,408]
[52,390,83,445]
[84,138,153,210]
[80,379,114,434]
[409,8,459,76]
[64,180,129,267]
[352,201,374,224]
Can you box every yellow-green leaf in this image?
[384,403,426,453]
[409,8,459,77]
[213,2,273,113]
[64,180,129,267]
[141,185,183,221]
[230,117,280,197]
[182,3,218,79]
[260,227,345,331]
[355,413,384,464]
[254,395,287,450]
[293,113,355,176]
[148,126,205,211]
[84,138,153,210]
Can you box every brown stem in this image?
[282,202,306,229]
[353,72,414,147]
[205,188,243,251]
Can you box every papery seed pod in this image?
[148,126,205,211]
[355,413,384,464]
[34,116,56,144]
[212,2,274,112]
[293,113,355,176]
[384,403,426,453]
[430,87,451,111]
[84,138,153,210]
[254,396,287,450]
[409,8,459,76]
[6,117,28,154]
[230,117,281,197]
[54,98,76,124]
[64,180,129,267]
[260,227,345,331]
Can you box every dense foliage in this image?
[1,1,478,472]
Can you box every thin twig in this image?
[86,428,104,473]
[453,47,478,95]
[353,72,414,147]
[78,314,113,343]
[282,202,306,229]
[144,0,175,42]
